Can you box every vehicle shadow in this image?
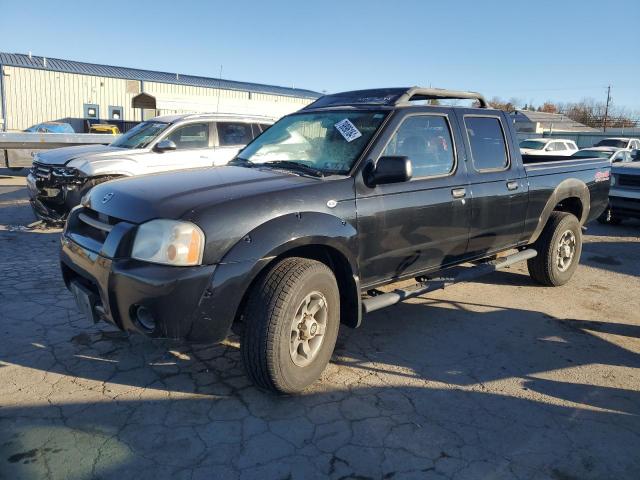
[2,297,640,478]
[580,240,640,277]
[585,220,640,238]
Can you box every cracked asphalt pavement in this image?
[1,171,639,479]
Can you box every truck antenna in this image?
[603,85,611,132]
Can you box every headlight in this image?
[132,219,205,266]
[52,166,78,177]
[611,175,616,187]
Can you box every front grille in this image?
[618,174,640,189]
[74,208,123,244]
[31,162,53,180]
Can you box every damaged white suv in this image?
[26,113,273,222]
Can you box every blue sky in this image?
[1,0,639,111]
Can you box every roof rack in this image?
[396,87,488,108]
[303,87,488,110]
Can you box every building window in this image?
[109,106,123,120]
[84,104,100,119]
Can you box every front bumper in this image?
[609,195,640,219]
[26,170,86,223]
[59,209,229,342]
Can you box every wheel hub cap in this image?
[556,230,577,272]
[290,292,328,367]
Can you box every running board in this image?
[362,249,537,314]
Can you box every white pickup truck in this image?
[26,113,273,222]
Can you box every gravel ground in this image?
[1,172,639,480]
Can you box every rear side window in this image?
[251,124,262,139]
[217,122,253,146]
[382,115,455,178]
[550,142,566,151]
[464,117,509,171]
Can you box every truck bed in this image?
[521,156,611,243]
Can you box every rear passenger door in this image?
[356,109,471,286]
[211,122,257,166]
[455,112,528,257]
[549,141,568,155]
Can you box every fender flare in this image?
[529,178,590,244]
[206,212,363,336]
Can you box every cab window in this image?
[382,115,455,178]
[464,117,509,171]
[165,123,210,149]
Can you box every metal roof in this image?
[512,110,598,132]
[0,52,321,99]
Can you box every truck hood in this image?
[35,144,133,166]
[86,166,321,224]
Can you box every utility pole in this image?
[603,85,611,132]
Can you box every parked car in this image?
[60,87,610,394]
[598,161,640,224]
[27,113,274,222]
[571,147,634,163]
[519,138,578,156]
[594,137,640,150]
[24,122,75,133]
[89,124,121,135]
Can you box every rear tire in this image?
[241,257,340,394]
[528,212,582,286]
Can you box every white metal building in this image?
[0,52,320,132]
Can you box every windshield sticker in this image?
[334,119,362,143]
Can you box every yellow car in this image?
[89,124,120,135]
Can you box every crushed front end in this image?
[27,162,89,223]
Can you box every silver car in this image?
[26,113,273,222]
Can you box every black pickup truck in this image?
[59,87,611,393]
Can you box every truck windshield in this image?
[519,140,545,150]
[235,111,388,174]
[595,139,627,148]
[111,121,168,149]
[571,150,613,159]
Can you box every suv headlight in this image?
[611,174,616,187]
[52,166,79,178]
[131,219,205,266]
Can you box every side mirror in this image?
[365,156,412,187]
[154,139,177,152]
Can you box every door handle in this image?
[507,181,519,191]
[451,187,466,199]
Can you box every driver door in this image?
[356,109,471,287]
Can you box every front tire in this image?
[528,212,582,286]
[241,257,340,394]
